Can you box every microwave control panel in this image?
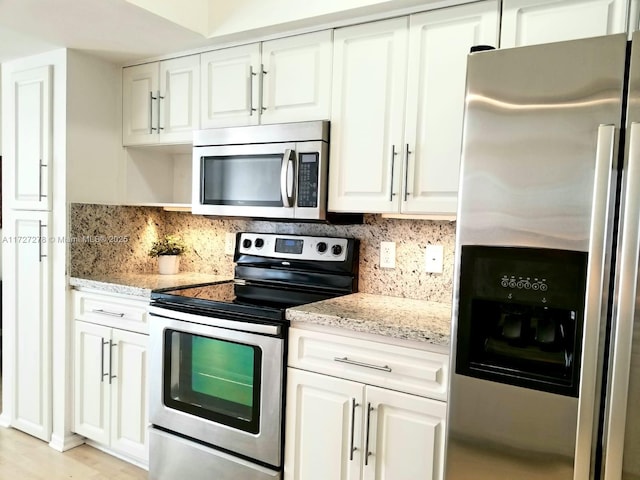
[297,153,319,208]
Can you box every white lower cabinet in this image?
[3,210,52,441]
[285,328,448,480]
[73,292,149,465]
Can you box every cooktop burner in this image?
[151,280,346,321]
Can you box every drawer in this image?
[73,290,149,334]
[288,327,448,400]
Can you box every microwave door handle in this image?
[281,149,295,208]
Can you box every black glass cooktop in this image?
[151,280,344,322]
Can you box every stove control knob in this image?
[332,244,343,256]
[255,238,265,249]
[242,238,253,249]
[317,242,328,253]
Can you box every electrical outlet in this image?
[380,241,396,269]
[425,245,444,274]
[225,232,236,255]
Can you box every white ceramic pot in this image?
[158,255,180,275]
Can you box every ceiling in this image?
[0,0,442,66]
[0,0,214,65]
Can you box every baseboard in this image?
[49,432,86,452]
[0,412,11,428]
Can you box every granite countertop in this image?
[286,292,451,348]
[69,272,232,298]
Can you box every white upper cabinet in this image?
[403,2,499,215]
[329,3,499,216]
[329,17,409,213]
[200,30,332,129]
[501,0,628,47]
[200,43,261,128]
[123,55,199,145]
[158,56,201,143]
[122,62,157,145]
[5,66,52,211]
[261,31,333,124]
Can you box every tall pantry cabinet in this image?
[1,49,121,449]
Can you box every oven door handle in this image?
[280,149,296,208]
[149,305,282,336]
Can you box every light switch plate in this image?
[380,241,396,269]
[225,232,236,255]
[425,245,444,274]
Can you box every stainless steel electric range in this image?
[148,232,359,480]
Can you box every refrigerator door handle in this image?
[575,123,617,480]
[602,122,640,480]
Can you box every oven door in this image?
[149,308,285,468]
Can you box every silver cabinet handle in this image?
[349,398,359,461]
[38,161,48,201]
[109,341,117,384]
[249,66,257,115]
[157,90,164,132]
[260,64,267,113]
[389,145,398,201]
[38,221,47,262]
[91,309,125,318]
[101,339,109,382]
[150,91,157,132]
[334,357,392,372]
[404,144,412,201]
[364,403,374,466]
[280,149,296,208]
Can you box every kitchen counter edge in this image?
[286,292,451,353]
[69,272,233,298]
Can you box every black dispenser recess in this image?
[455,245,588,397]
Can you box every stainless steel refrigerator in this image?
[447,32,640,479]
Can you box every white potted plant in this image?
[149,234,187,275]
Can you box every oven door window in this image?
[164,330,262,434]
[201,154,284,207]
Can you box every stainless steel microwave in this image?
[192,121,329,221]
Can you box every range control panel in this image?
[237,232,349,262]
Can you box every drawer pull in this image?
[92,309,125,318]
[334,357,392,372]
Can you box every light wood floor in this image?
[0,426,148,479]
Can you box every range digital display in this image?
[275,238,304,254]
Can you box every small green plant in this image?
[149,234,187,257]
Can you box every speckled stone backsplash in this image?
[69,204,456,303]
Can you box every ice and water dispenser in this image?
[455,246,588,397]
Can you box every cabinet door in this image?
[123,62,159,145]
[402,2,499,215]
[363,386,447,480]
[328,17,408,213]
[74,320,111,445]
[200,44,261,128]
[159,55,200,143]
[284,368,363,480]
[501,0,628,48]
[3,211,52,441]
[110,329,149,463]
[261,30,333,124]
[5,66,52,210]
